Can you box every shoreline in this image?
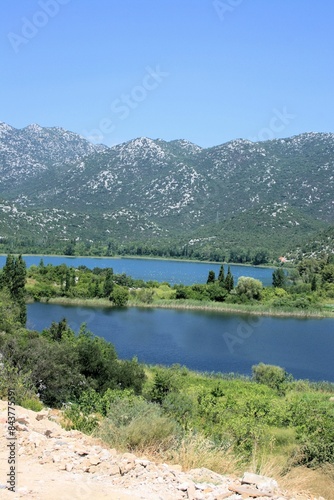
[1,252,284,269]
[30,296,334,319]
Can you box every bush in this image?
[252,363,291,394]
[136,288,154,304]
[235,277,263,301]
[288,394,334,466]
[63,403,100,434]
[96,395,179,451]
[110,285,129,306]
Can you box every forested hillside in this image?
[0,123,333,261]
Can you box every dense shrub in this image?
[110,285,129,306]
[252,363,291,393]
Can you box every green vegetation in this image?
[0,254,27,325]
[0,289,145,407]
[19,253,334,316]
[0,272,334,488]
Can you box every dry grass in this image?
[280,464,334,499]
[142,433,242,477]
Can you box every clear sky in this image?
[1,0,334,147]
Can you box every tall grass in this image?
[43,296,333,318]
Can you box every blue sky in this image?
[1,0,334,147]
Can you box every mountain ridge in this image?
[0,122,333,259]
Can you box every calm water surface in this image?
[28,303,334,382]
[0,255,275,286]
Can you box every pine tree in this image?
[103,268,114,297]
[2,254,15,290]
[218,264,225,285]
[224,266,234,292]
[207,270,216,284]
[311,275,317,292]
[1,254,27,325]
[272,268,286,288]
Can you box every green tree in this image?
[322,264,334,284]
[116,358,146,394]
[111,285,129,306]
[149,369,178,405]
[272,268,286,288]
[224,266,234,292]
[235,277,263,301]
[218,264,225,284]
[206,270,216,284]
[252,363,290,393]
[0,254,27,325]
[76,325,118,393]
[41,318,75,343]
[311,275,317,292]
[103,268,114,297]
[207,283,227,302]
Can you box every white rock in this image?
[242,472,278,491]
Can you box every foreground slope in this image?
[0,401,324,500]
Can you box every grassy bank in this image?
[62,364,334,499]
[35,296,334,318]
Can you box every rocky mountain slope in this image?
[0,401,324,499]
[0,122,333,255]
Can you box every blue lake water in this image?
[28,302,334,382]
[0,255,276,286]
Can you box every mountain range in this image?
[0,121,333,259]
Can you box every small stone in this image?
[109,464,121,476]
[15,423,29,432]
[65,463,73,472]
[194,491,205,500]
[74,447,89,456]
[178,482,190,491]
[119,461,136,475]
[135,458,151,467]
[36,411,48,421]
[28,431,46,447]
[89,455,101,466]
[242,472,278,492]
[79,458,91,472]
[229,483,273,497]
[17,415,29,425]
[187,482,196,500]
[215,493,234,500]
[95,462,112,474]
[99,450,111,461]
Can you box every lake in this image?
[0,255,276,286]
[27,302,334,382]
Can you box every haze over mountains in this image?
[0,122,333,258]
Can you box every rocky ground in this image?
[0,401,325,500]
